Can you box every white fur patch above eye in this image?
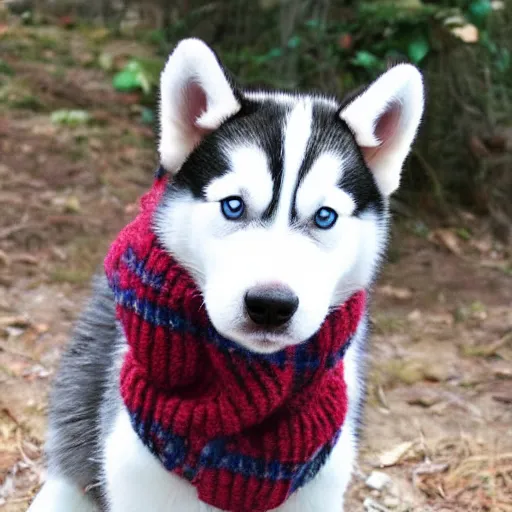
[325,189,356,217]
[275,100,313,226]
[204,145,273,214]
[296,153,356,219]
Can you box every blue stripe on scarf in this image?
[110,278,199,334]
[121,247,165,290]
[129,411,340,489]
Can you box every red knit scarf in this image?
[104,174,366,512]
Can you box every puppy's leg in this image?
[27,477,98,512]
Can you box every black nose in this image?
[244,286,299,327]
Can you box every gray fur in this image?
[45,275,120,508]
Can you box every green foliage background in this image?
[5,0,512,218]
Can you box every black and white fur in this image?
[28,39,424,512]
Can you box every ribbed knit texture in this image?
[104,175,366,512]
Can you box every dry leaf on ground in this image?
[430,229,462,256]
[377,285,413,300]
[376,441,416,468]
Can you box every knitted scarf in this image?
[104,173,366,512]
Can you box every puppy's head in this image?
[155,39,424,353]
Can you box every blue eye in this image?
[221,196,245,220]
[314,207,338,229]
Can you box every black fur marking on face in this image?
[290,102,384,221]
[169,91,383,222]
[171,97,288,204]
[335,122,384,217]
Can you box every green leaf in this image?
[111,58,161,94]
[305,19,321,29]
[267,47,283,59]
[112,69,140,92]
[456,228,471,240]
[407,37,430,64]
[287,36,301,49]
[467,0,492,28]
[51,109,91,127]
[351,51,380,70]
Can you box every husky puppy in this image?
[28,39,424,512]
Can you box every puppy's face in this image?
[155,39,424,353]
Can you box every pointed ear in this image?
[340,64,424,196]
[158,38,241,174]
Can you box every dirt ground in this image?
[1,25,511,512]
